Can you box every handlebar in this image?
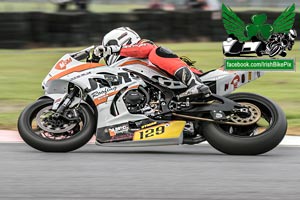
[70,45,95,61]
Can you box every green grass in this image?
[0,42,300,130]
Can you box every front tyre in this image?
[202,92,287,155]
[18,98,96,152]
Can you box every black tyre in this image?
[18,98,96,152]
[202,92,287,155]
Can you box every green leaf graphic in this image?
[222,3,295,42]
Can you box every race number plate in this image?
[133,121,186,141]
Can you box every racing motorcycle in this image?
[18,46,287,154]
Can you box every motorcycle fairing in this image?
[200,68,264,96]
[96,120,186,146]
[41,52,265,146]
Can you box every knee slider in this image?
[156,46,178,58]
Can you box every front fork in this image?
[51,87,80,120]
[56,87,79,114]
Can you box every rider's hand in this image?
[93,45,104,57]
[93,45,121,57]
[86,53,101,63]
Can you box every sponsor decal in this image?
[54,98,62,103]
[230,75,240,89]
[257,71,261,78]
[122,43,147,49]
[101,123,131,141]
[110,133,133,141]
[224,83,229,91]
[91,86,118,98]
[141,121,158,129]
[70,71,92,81]
[241,74,245,83]
[248,72,252,81]
[108,124,129,135]
[55,58,72,70]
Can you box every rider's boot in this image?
[174,67,211,99]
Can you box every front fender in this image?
[42,79,93,111]
[43,79,69,95]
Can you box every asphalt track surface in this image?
[0,143,300,200]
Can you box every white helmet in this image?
[102,27,141,65]
[288,29,297,41]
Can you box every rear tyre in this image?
[18,98,96,152]
[202,92,287,155]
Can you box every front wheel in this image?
[202,92,287,155]
[18,98,96,152]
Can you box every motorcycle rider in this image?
[265,29,297,57]
[91,27,211,99]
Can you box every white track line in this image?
[279,135,300,146]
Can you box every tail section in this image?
[199,67,264,96]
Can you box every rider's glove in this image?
[93,45,121,57]
[87,53,101,63]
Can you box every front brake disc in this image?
[36,106,77,134]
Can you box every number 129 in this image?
[139,126,165,139]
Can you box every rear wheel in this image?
[202,92,287,155]
[18,98,96,152]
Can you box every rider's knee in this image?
[155,46,178,58]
